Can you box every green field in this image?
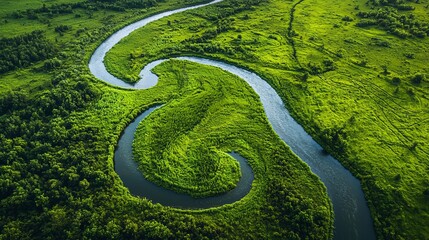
[104,0,429,239]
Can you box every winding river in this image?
[89,0,376,239]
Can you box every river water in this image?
[89,0,376,239]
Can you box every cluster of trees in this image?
[306,59,336,75]
[0,31,56,74]
[367,0,415,10]
[318,126,349,155]
[0,73,100,233]
[10,3,73,20]
[263,177,333,239]
[55,25,72,34]
[186,18,235,44]
[356,2,429,38]
[183,42,248,57]
[10,0,163,20]
[89,0,160,10]
[388,72,426,87]
[362,175,410,239]
[181,17,246,56]
[410,72,426,84]
[192,0,267,21]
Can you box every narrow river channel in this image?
[89,1,376,239]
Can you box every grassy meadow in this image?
[104,0,429,238]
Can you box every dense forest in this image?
[10,0,165,19]
[0,31,56,73]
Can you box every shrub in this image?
[342,15,353,22]
[411,73,425,85]
[392,77,401,85]
[55,25,72,33]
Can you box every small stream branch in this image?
[287,0,305,69]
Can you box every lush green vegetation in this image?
[0,0,334,239]
[355,0,429,38]
[134,60,305,198]
[105,0,429,238]
[0,31,57,74]
[133,62,245,197]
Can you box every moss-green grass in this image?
[104,0,429,238]
[133,62,243,197]
[292,1,429,238]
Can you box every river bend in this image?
[89,1,376,239]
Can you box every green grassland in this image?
[293,1,429,238]
[104,0,429,238]
[0,0,334,239]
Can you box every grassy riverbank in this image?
[0,0,333,239]
[104,0,429,238]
